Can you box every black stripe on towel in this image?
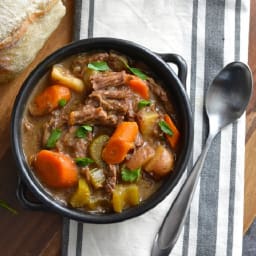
[227,0,241,254]
[196,0,225,255]
[88,0,95,38]
[76,222,83,256]
[182,0,199,254]
[73,0,83,41]
[62,217,70,256]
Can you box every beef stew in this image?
[22,51,181,213]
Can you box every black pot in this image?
[11,38,193,223]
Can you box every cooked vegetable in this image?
[112,186,124,213]
[45,128,62,149]
[125,144,155,170]
[128,67,147,80]
[137,109,159,136]
[89,135,109,167]
[112,184,140,213]
[158,120,173,136]
[51,64,85,92]
[83,68,97,86]
[0,200,17,215]
[75,157,94,167]
[125,184,140,206]
[138,99,151,109]
[89,168,106,189]
[30,85,71,116]
[70,178,90,208]
[121,167,141,182]
[163,114,180,149]
[88,61,110,71]
[102,122,139,164]
[119,57,147,80]
[144,145,174,177]
[58,98,67,107]
[75,125,93,138]
[102,139,132,165]
[34,150,78,188]
[127,77,149,99]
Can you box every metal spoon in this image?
[151,62,253,256]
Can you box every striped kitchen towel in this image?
[62,0,250,255]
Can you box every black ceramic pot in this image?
[11,38,193,223]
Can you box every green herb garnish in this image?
[158,120,173,136]
[88,61,110,71]
[129,67,147,80]
[118,57,147,80]
[138,100,152,109]
[121,167,141,182]
[46,129,62,148]
[75,157,94,167]
[0,200,18,215]
[58,98,67,107]
[75,125,93,138]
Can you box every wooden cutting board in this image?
[0,1,255,255]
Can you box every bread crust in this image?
[0,0,66,84]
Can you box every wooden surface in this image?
[0,1,255,255]
[245,0,256,232]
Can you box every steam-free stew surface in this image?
[22,51,181,213]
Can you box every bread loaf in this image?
[0,0,66,84]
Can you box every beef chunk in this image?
[91,71,126,90]
[69,106,119,126]
[55,126,92,158]
[104,164,118,193]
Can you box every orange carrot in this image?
[127,77,149,99]
[102,122,139,164]
[34,150,78,188]
[31,85,71,116]
[164,114,180,149]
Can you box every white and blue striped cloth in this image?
[62,1,250,255]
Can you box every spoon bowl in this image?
[152,62,253,256]
[206,62,252,132]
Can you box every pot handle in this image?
[16,178,48,211]
[157,53,187,88]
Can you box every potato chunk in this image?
[69,178,90,208]
[137,108,159,136]
[144,145,174,177]
[51,64,85,92]
[112,184,140,213]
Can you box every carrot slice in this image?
[127,77,149,99]
[34,150,78,188]
[102,139,134,164]
[30,85,71,116]
[102,122,139,164]
[163,114,180,149]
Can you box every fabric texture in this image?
[62,0,250,255]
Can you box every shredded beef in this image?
[89,89,129,100]
[91,71,126,90]
[104,164,118,193]
[69,106,119,126]
[147,78,174,113]
[55,126,92,157]
[42,123,51,146]
[48,109,68,129]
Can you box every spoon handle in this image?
[151,134,215,256]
